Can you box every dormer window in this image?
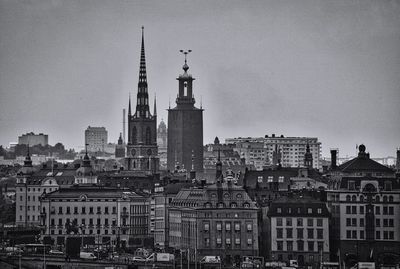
[348,181,355,190]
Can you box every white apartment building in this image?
[85,126,108,153]
[226,135,322,170]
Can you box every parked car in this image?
[132,256,147,263]
[49,249,64,255]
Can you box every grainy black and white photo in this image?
[0,0,399,269]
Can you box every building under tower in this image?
[167,51,204,173]
[125,27,159,173]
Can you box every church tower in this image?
[304,141,313,169]
[167,50,204,172]
[126,27,159,173]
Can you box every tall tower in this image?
[167,50,204,172]
[304,141,313,168]
[126,27,159,172]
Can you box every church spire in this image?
[128,93,131,116]
[153,93,157,116]
[135,26,150,118]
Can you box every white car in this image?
[80,252,97,260]
[49,249,64,255]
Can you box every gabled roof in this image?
[338,145,394,173]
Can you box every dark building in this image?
[167,52,203,173]
[115,133,125,158]
[126,27,158,173]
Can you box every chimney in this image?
[396,149,400,172]
[331,150,337,169]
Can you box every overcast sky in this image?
[0,0,399,158]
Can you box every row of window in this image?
[50,228,127,235]
[204,222,253,232]
[345,205,394,215]
[332,194,395,202]
[49,206,117,215]
[346,218,395,227]
[276,208,323,214]
[276,240,324,252]
[345,230,395,240]
[276,218,323,227]
[277,228,324,239]
[209,237,253,247]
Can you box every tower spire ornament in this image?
[179,49,192,73]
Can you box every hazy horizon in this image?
[1,0,399,158]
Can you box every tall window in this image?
[146,127,151,145]
[132,127,137,144]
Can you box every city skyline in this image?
[1,0,399,157]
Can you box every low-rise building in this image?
[268,196,330,267]
[169,182,259,266]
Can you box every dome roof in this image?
[76,153,96,177]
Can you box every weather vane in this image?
[179,49,192,64]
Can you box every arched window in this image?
[389,196,393,202]
[346,195,351,202]
[352,195,356,202]
[132,127,137,144]
[360,195,364,202]
[145,127,151,145]
[375,196,380,202]
[383,196,388,203]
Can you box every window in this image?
[352,206,357,214]
[216,222,222,231]
[277,208,282,213]
[225,238,231,245]
[352,218,357,226]
[204,223,210,231]
[234,223,240,231]
[376,231,380,239]
[286,218,292,226]
[389,231,394,240]
[89,207,94,214]
[74,207,78,214]
[205,238,210,247]
[97,206,101,214]
[388,207,394,215]
[307,208,312,214]
[277,218,282,226]
[317,208,322,214]
[247,238,253,245]
[278,176,284,182]
[307,219,313,227]
[297,228,303,239]
[105,207,109,214]
[66,207,70,214]
[287,228,293,238]
[348,181,355,190]
[317,229,323,239]
[307,229,314,239]
[316,219,323,227]
[389,219,394,227]
[383,219,388,227]
[112,207,116,214]
[287,241,293,251]
[352,230,357,239]
[297,218,303,226]
[376,219,380,227]
[376,207,380,215]
[346,230,351,239]
[297,240,304,251]
[346,206,351,214]
[247,223,252,231]
[277,241,283,250]
[277,228,283,238]
[360,218,364,227]
[384,181,392,191]
[383,231,388,240]
[317,242,323,251]
[257,176,263,183]
[360,231,364,239]
[235,238,240,245]
[308,241,314,251]
[267,176,273,182]
[225,223,231,231]
[360,206,364,214]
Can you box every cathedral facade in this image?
[126,27,159,173]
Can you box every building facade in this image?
[85,126,108,153]
[40,186,150,249]
[226,135,322,170]
[169,183,259,265]
[326,145,400,265]
[167,54,204,173]
[18,132,48,146]
[126,27,158,173]
[268,196,330,267]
